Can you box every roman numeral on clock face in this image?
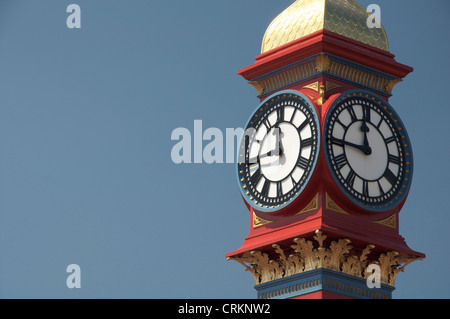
[297,156,309,170]
[277,107,284,124]
[250,167,262,186]
[383,169,398,186]
[334,153,348,170]
[377,180,384,196]
[263,118,271,131]
[297,119,309,133]
[261,179,270,197]
[385,135,396,144]
[362,105,371,122]
[362,180,369,197]
[388,154,400,165]
[301,137,313,148]
[277,181,283,197]
[345,170,356,188]
[347,105,357,122]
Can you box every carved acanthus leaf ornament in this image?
[228,230,422,286]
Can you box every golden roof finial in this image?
[261,0,389,54]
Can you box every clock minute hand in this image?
[247,152,271,164]
[247,144,283,164]
[329,137,371,155]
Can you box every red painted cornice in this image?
[238,30,413,80]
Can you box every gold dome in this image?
[261,0,389,54]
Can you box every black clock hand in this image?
[277,139,284,156]
[269,132,284,157]
[360,122,372,155]
[329,137,372,155]
[247,141,284,164]
[247,150,276,164]
[277,131,284,156]
[248,128,285,163]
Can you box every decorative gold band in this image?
[228,230,422,287]
[248,53,401,98]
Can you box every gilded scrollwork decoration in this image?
[228,230,422,287]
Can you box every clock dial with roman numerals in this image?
[324,90,413,212]
[237,91,320,213]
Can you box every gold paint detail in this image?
[254,60,317,96]
[317,84,325,105]
[261,0,389,54]
[253,55,397,98]
[315,53,331,73]
[374,214,397,229]
[302,81,319,92]
[376,252,423,287]
[248,81,265,95]
[326,193,349,215]
[257,276,391,299]
[253,211,275,229]
[296,193,319,215]
[385,79,402,94]
[326,81,342,92]
[228,230,422,292]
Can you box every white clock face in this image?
[324,91,413,211]
[238,92,319,213]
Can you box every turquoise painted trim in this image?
[250,54,320,83]
[250,53,399,99]
[255,268,395,300]
[325,73,391,98]
[257,73,320,100]
[328,54,397,82]
[323,89,414,213]
[236,90,320,214]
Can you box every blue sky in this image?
[0,0,448,299]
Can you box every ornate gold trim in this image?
[248,81,265,95]
[326,193,349,215]
[325,81,342,92]
[229,230,421,287]
[249,54,399,98]
[374,214,397,229]
[384,79,402,94]
[317,84,325,105]
[253,211,274,229]
[302,81,319,92]
[296,193,319,215]
[315,53,331,73]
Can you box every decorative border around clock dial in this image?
[323,89,413,213]
[237,90,320,213]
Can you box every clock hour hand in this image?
[277,131,284,156]
[329,137,372,155]
[270,130,284,157]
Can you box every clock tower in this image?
[227,0,425,299]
